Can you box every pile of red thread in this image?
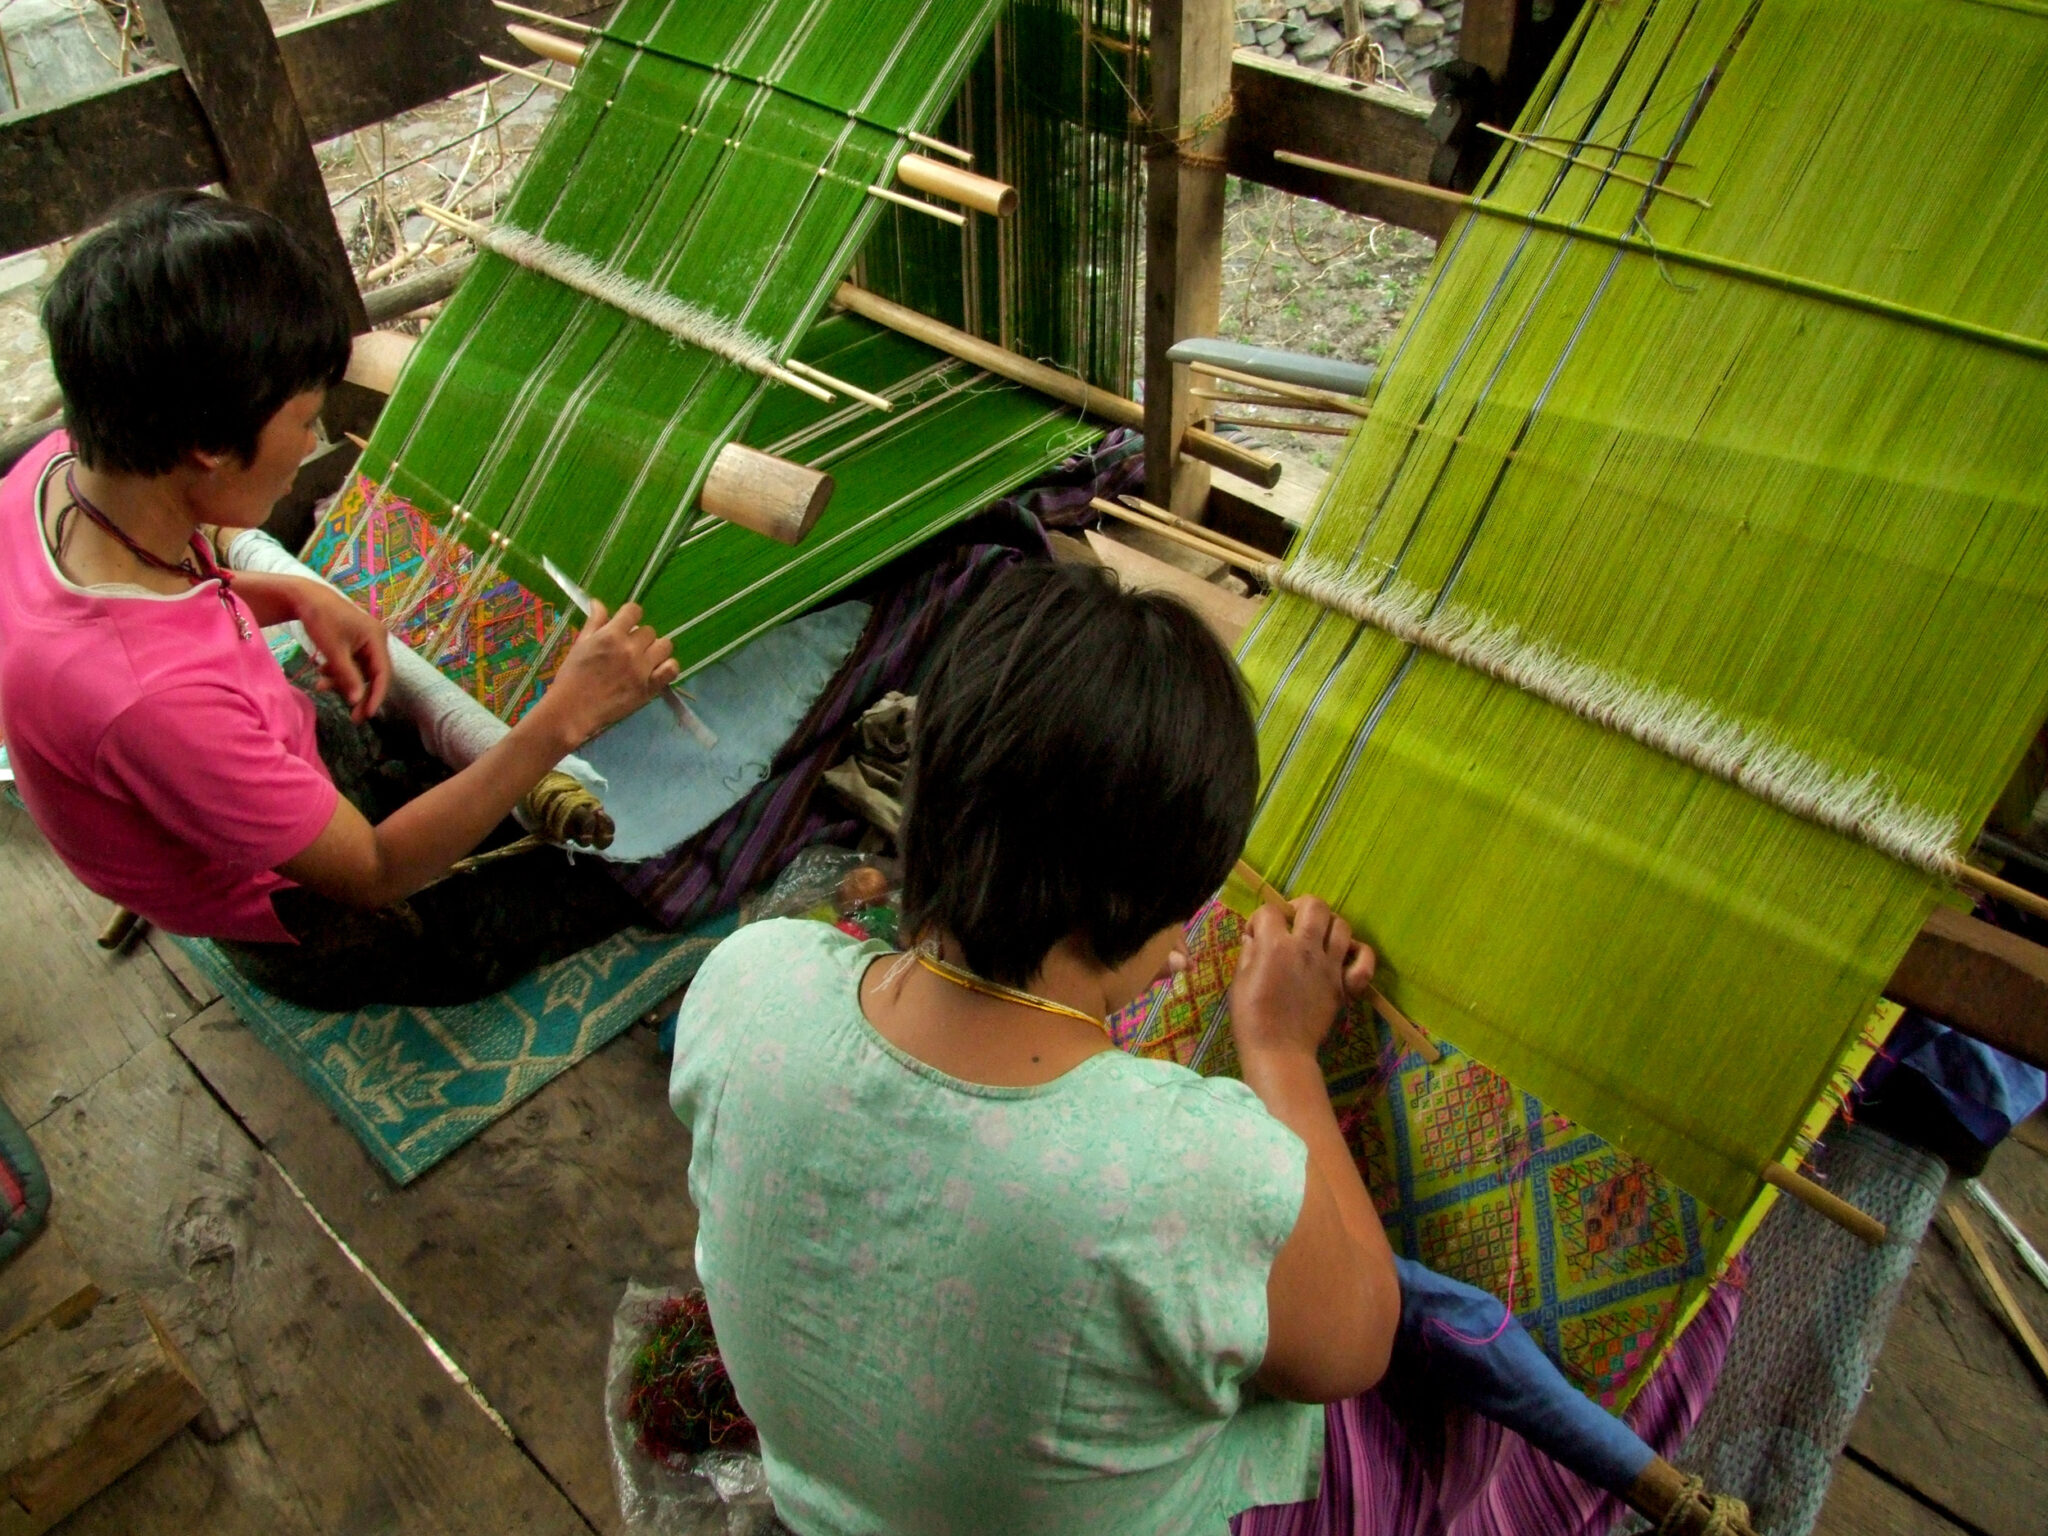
[625,1291,756,1460]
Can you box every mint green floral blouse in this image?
[669,919,1322,1535]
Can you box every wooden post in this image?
[133,0,368,333]
[1143,0,1234,518]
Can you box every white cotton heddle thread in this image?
[1269,558,1963,879]
[483,225,780,378]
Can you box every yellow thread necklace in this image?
[914,952,1109,1035]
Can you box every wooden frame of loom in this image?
[4,0,2047,1078]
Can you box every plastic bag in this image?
[606,1280,781,1536]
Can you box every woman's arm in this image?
[279,600,675,909]
[229,569,392,721]
[1232,897,1402,1402]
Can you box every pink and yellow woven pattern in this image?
[1107,901,1725,1408]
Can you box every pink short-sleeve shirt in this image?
[0,433,337,942]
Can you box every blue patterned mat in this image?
[176,918,734,1183]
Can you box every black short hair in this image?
[42,191,352,475]
[900,561,1259,986]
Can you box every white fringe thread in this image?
[482,224,786,384]
[1270,559,1963,879]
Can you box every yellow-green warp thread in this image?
[1240,0,2048,1227]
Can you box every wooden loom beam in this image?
[130,0,367,332]
[0,0,613,261]
[1885,904,2048,1073]
[1142,0,1234,519]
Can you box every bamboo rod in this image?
[1271,151,2048,365]
[865,183,967,226]
[1760,1163,1888,1244]
[1206,413,1352,436]
[1954,861,2048,922]
[833,283,1283,488]
[1231,859,1444,1064]
[1478,123,1711,208]
[97,907,142,950]
[907,130,973,163]
[1192,387,1357,415]
[1185,360,1370,417]
[490,0,596,34]
[1944,1199,2048,1388]
[783,359,893,412]
[1518,132,1694,170]
[895,153,1016,216]
[504,21,584,66]
[1115,494,1275,567]
[1625,1459,1758,1536]
[1090,497,1265,576]
[480,53,569,91]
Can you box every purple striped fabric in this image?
[1233,1272,1745,1536]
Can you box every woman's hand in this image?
[1230,895,1376,1063]
[531,600,681,748]
[289,580,391,722]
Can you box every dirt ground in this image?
[1211,178,1439,485]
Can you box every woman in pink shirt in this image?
[0,192,675,1007]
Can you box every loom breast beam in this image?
[834,283,1285,489]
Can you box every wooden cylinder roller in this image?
[505,22,586,67]
[699,443,835,544]
[895,154,1017,217]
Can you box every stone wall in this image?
[1234,0,1463,99]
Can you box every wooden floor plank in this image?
[29,1038,590,1536]
[173,1002,696,1535]
[1846,1140,2048,1536]
[1815,1458,1973,1536]
[0,806,195,1128]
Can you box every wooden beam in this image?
[1143,0,1234,518]
[1885,904,2048,1072]
[0,1,608,261]
[1225,48,1455,237]
[133,0,367,330]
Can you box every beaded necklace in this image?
[914,952,1108,1035]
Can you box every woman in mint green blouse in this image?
[670,563,1401,1534]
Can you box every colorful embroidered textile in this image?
[0,1091,49,1266]
[172,918,733,1183]
[1110,901,1732,1407]
[1231,1270,1743,1536]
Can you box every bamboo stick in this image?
[1184,360,1370,417]
[895,154,1016,216]
[1192,387,1357,415]
[865,183,967,226]
[1270,150,2048,365]
[480,53,569,91]
[907,131,973,163]
[1090,497,1265,576]
[1943,1199,2048,1388]
[1231,859,1444,1064]
[1478,123,1710,208]
[832,283,1283,488]
[1624,1459,1758,1536]
[783,359,894,412]
[1115,494,1276,567]
[490,0,596,34]
[97,907,142,950]
[1954,861,2048,922]
[504,21,584,66]
[1760,1163,1888,1244]
[1206,413,1352,437]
